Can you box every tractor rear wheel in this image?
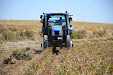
[66,35,71,50]
[43,35,48,49]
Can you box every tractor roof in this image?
[44,13,69,15]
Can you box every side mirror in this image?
[40,15,42,19]
[69,17,72,22]
[40,19,43,23]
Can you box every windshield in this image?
[48,15,66,27]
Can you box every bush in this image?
[25,30,34,38]
[93,30,106,37]
[0,26,9,33]
[12,49,32,60]
[77,30,87,35]
[3,57,12,64]
[1,30,18,41]
[3,56,16,64]
[71,31,84,39]
[20,31,25,37]
[0,30,35,41]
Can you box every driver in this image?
[59,17,62,25]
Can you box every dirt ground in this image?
[0,39,113,75]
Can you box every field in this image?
[0,20,113,75]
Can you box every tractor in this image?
[40,11,73,52]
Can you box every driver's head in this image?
[59,17,62,20]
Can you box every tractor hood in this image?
[52,25,63,36]
[52,25,62,31]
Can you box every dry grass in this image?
[70,21,113,32]
[0,20,41,26]
[55,41,113,75]
[0,20,42,32]
[0,40,113,75]
[1,19,113,40]
[0,19,113,75]
[0,20,113,32]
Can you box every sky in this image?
[0,0,113,23]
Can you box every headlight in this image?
[59,30,62,35]
[52,30,54,35]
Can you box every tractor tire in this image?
[66,35,72,50]
[43,35,48,49]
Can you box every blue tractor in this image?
[40,11,73,52]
